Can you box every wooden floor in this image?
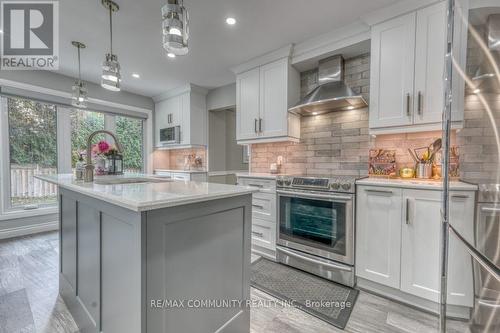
[0,232,470,333]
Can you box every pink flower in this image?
[97,141,110,154]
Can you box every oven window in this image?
[279,196,346,255]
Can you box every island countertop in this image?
[36,173,257,212]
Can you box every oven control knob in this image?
[284,179,292,186]
[341,183,352,191]
[277,179,284,186]
[330,182,341,190]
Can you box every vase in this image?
[95,156,107,175]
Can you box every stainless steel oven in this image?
[276,176,356,287]
[159,126,180,145]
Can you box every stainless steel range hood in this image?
[472,14,500,93]
[288,55,368,116]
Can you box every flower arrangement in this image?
[91,140,114,175]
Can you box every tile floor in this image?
[0,232,470,333]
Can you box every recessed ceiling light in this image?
[167,52,176,58]
[132,73,140,78]
[226,17,236,25]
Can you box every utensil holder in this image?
[415,163,432,179]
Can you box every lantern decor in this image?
[162,0,189,56]
[105,148,124,175]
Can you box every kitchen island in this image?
[36,174,255,333]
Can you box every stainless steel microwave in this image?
[159,126,180,145]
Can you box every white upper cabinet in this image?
[236,68,261,140]
[233,46,300,144]
[370,12,416,129]
[369,1,463,133]
[413,1,447,125]
[154,84,208,148]
[259,59,289,138]
[356,186,402,289]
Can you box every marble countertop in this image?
[36,174,256,212]
[356,177,478,191]
[155,169,207,174]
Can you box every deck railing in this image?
[10,165,141,205]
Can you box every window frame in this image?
[0,92,151,216]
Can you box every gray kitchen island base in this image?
[58,188,252,333]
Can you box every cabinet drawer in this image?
[252,192,276,222]
[237,177,276,191]
[251,218,276,250]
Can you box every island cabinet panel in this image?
[146,196,252,333]
[60,195,77,292]
[101,213,143,333]
[77,203,101,329]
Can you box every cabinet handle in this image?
[248,184,264,188]
[365,189,393,195]
[252,231,264,238]
[254,119,258,133]
[252,204,264,209]
[451,194,469,199]
[417,91,423,115]
[406,198,410,225]
[259,118,262,133]
[406,93,411,116]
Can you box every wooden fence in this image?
[10,165,58,201]
[10,165,142,203]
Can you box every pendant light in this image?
[162,0,189,56]
[101,0,121,91]
[71,41,88,108]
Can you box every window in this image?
[116,116,144,172]
[0,94,147,214]
[70,109,105,168]
[5,97,58,209]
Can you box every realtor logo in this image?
[1,0,59,70]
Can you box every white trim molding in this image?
[230,44,294,75]
[0,220,58,240]
[152,83,209,103]
[361,0,442,26]
[292,21,370,66]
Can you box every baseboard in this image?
[0,220,59,240]
[357,277,471,320]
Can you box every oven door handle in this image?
[481,207,500,213]
[276,190,352,202]
[278,247,352,272]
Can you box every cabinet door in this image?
[448,191,475,307]
[155,95,181,144]
[369,12,416,129]
[236,68,260,140]
[401,189,441,302]
[356,186,402,289]
[413,2,447,125]
[259,58,288,138]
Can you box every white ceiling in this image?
[58,0,401,97]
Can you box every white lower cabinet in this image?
[400,189,442,302]
[356,187,402,289]
[237,176,277,259]
[356,185,476,312]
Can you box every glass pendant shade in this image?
[162,0,189,56]
[71,41,88,108]
[101,53,121,91]
[72,80,88,108]
[101,0,121,92]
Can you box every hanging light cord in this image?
[77,46,82,81]
[109,4,113,55]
